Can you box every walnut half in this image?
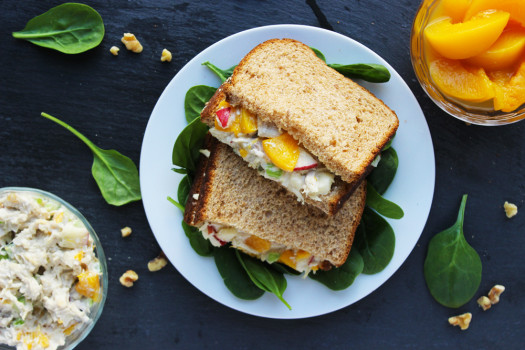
[488,284,505,304]
[119,270,139,287]
[448,312,472,330]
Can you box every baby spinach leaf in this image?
[41,112,141,206]
[328,63,391,83]
[368,147,398,195]
[181,221,213,257]
[354,207,395,274]
[167,195,185,213]
[171,167,188,175]
[185,85,217,123]
[177,175,193,207]
[12,3,104,54]
[366,183,404,219]
[236,251,291,310]
[310,47,326,62]
[202,62,236,83]
[172,117,209,174]
[424,195,482,308]
[310,248,364,290]
[214,247,264,300]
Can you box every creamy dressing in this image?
[199,223,321,275]
[0,191,101,350]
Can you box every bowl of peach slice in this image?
[411,0,525,125]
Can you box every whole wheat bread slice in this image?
[203,38,398,189]
[184,135,366,267]
[201,89,355,216]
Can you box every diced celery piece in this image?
[267,252,281,263]
[265,164,283,178]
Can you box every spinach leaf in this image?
[236,251,291,310]
[12,3,104,54]
[202,61,236,83]
[171,167,188,175]
[270,263,301,276]
[310,47,326,62]
[310,248,364,290]
[172,117,209,174]
[366,183,404,219]
[354,207,395,274]
[185,85,217,123]
[177,175,192,207]
[328,63,391,83]
[41,112,141,206]
[181,221,213,257]
[167,195,185,213]
[214,247,265,300]
[368,147,398,195]
[424,195,482,308]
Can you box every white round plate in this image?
[140,24,435,319]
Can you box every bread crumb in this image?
[448,313,472,330]
[504,201,517,218]
[121,226,132,238]
[119,270,138,287]
[199,149,211,158]
[161,48,172,62]
[148,254,168,272]
[121,33,143,53]
[109,46,120,56]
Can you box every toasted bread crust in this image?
[183,136,367,267]
[223,38,399,185]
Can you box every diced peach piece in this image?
[467,24,525,70]
[214,111,241,136]
[245,236,272,252]
[262,133,300,172]
[424,10,510,59]
[295,250,311,261]
[430,58,494,102]
[278,250,296,269]
[240,108,257,134]
[442,0,473,23]
[75,271,100,300]
[465,0,525,26]
[491,61,525,112]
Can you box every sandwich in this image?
[201,38,398,216]
[183,135,367,275]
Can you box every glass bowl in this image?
[410,0,525,125]
[0,187,108,350]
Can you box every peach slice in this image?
[491,61,525,112]
[245,236,271,252]
[442,0,473,23]
[424,10,510,59]
[262,133,300,172]
[467,24,525,70]
[240,108,257,134]
[464,0,525,26]
[430,58,494,102]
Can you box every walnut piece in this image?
[119,270,139,287]
[109,46,120,56]
[161,48,172,62]
[148,254,168,272]
[121,33,143,53]
[121,226,132,238]
[488,284,505,304]
[504,201,517,218]
[477,296,491,311]
[448,312,472,330]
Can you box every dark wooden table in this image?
[1,1,524,349]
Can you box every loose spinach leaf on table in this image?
[368,147,399,195]
[310,248,364,290]
[185,85,217,123]
[41,112,141,206]
[354,207,396,274]
[172,117,209,174]
[236,251,291,309]
[12,3,104,54]
[181,221,213,257]
[328,63,391,83]
[202,61,236,83]
[424,195,482,308]
[214,247,265,300]
[366,183,404,219]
